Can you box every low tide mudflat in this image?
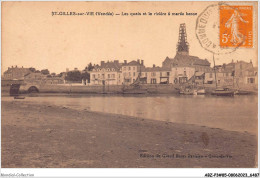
[1,100,257,168]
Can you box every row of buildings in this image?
[89,24,257,88]
[2,24,258,89]
[89,58,257,88]
[2,65,64,85]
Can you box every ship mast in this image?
[213,54,218,88]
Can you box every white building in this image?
[122,60,145,85]
[89,60,122,85]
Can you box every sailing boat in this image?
[211,55,234,96]
[121,65,147,94]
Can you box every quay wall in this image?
[2,82,257,95]
[22,84,183,94]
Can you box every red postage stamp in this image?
[219,5,253,48]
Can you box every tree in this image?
[56,72,63,77]
[29,67,36,72]
[41,69,50,75]
[85,62,94,71]
[65,71,82,81]
[81,72,90,80]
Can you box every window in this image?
[248,78,255,84]
[108,74,110,78]
[133,67,135,70]
[184,71,186,76]
[167,72,170,76]
[151,79,157,84]
[112,74,115,78]
[98,74,100,78]
[92,74,95,79]
[133,72,135,77]
[129,72,131,77]
[129,67,131,70]
[160,72,162,77]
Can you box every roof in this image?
[195,72,204,76]
[163,54,210,67]
[4,67,30,74]
[144,67,171,72]
[93,61,122,72]
[122,60,143,66]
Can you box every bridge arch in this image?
[28,86,39,93]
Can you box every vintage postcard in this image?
[1,1,259,176]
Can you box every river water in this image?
[2,94,258,135]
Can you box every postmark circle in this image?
[195,3,245,55]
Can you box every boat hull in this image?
[211,91,234,96]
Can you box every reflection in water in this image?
[3,95,257,135]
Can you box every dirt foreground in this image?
[1,100,257,168]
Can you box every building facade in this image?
[3,66,31,80]
[122,60,144,85]
[142,65,171,84]
[90,60,122,85]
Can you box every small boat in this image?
[122,89,147,94]
[180,87,197,95]
[234,90,253,95]
[14,96,25,99]
[211,88,234,96]
[197,88,206,95]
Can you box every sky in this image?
[2,1,258,74]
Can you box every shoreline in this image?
[2,100,257,168]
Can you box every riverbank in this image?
[2,100,257,168]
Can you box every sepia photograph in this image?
[1,1,259,176]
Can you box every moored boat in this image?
[234,90,254,95]
[14,96,25,99]
[197,88,206,95]
[211,88,234,96]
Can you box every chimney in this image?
[22,66,23,68]
[153,64,155,68]
[101,61,105,66]
[12,66,13,68]
[16,65,17,68]
[114,60,119,64]
[124,60,127,64]
[137,59,140,64]
[141,60,144,65]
